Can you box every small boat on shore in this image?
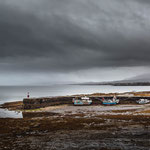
[102,96,119,105]
[73,96,92,105]
[136,99,150,104]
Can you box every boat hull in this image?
[73,100,92,105]
[138,102,149,104]
[136,99,150,104]
[103,102,117,105]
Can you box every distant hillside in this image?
[76,81,150,86]
[76,73,150,86]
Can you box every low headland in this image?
[0,91,150,150]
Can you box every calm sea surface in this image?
[0,84,150,118]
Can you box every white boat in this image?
[73,96,92,105]
[136,99,150,104]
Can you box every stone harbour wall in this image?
[23,96,150,109]
[23,97,73,109]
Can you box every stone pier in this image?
[23,96,150,109]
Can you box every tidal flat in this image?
[0,114,150,150]
[0,99,150,150]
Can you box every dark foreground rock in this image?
[0,115,150,150]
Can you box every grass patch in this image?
[111,109,137,113]
[138,109,150,113]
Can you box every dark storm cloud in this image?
[134,0,150,4]
[1,0,150,72]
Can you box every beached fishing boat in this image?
[102,96,119,105]
[73,96,92,105]
[136,99,150,104]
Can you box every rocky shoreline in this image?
[0,113,150,150]
[0,92,150,150]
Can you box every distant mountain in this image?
[75,73,150,86]
[124,73,150,83]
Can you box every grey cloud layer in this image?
[0,0,150,72]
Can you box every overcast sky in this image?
[1,0,150,85]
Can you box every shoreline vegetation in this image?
[73,81,150,86]
[0,91,150,150]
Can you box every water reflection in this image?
[0,108,22,118]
